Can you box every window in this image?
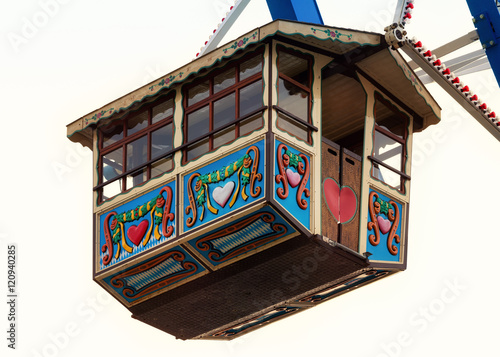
[183,50,264,163]
[97,95,175,202]
[370,95,409,192]
[276,46,313,143]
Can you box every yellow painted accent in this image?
[114,242,120,260]
[154,225,161,240]
[142,210,155,246]
[120,222,133,253]
[200,204,205,222]
[205,184,219,214]
[229,167,243,207]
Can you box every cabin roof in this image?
[66,19,441,147]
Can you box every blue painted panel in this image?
[466,0,500,87]
[183,140,265,233]
[266,0,324,25]
[186,206,295,267]
[274,140,311,230]
[102,246,206,304]
[99,181,176,271]
[366,189,403,262]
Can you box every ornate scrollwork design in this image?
[246,145,262,198]
[367,191,401,256]
[101,184,176,266]
[275,143,289,200]
[185,145,262,227]
[185,173,201,228]
[387,200,401,255]
[193,211,288,264]
[275,143,310,210]
[297,153,310,210]
[110,250,198,300]
[367,191,381,246]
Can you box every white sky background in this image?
[1,0,500,356]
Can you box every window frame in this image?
[275,45,315,144]
[96,93,176,203]
[182,48,266,164]
[369,94,410,193]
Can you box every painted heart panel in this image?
[127,220,150,246]
[323,178,357,224]
[212,181,235,208]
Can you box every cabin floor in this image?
[129,234,368,340]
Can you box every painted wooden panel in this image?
[366,188,404,262]
[183,140,265,233]
[274,139,311,230]
[98,181,176,271]
[186,206,295,269]
[321,141,361,251]
[102,246,207,305]
[321,140,340,241]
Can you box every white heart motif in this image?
[212,181,235,208]
[286,168,301,188]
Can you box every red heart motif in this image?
[377,215,391,234]
[127,220,149,246]
[323,178,357,224]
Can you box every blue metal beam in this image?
[265,0,324,25]
[466,0,500,87]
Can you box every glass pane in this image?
[126,136,147,171]
[278,78,308,121]
[102,147,123,182]
[240,55,262,80]
[240,114,263,136]
[152,98,174,123]
[152,124,173,159]
[187,106,209,142]
[240,80,262,116]
[151,156,173,178]
[279,51,309,86]
[102,180,121,201]
[101,122,123,148]
[127,111,148,136]
[214,125,235,149]
[372,130,403,188]
[375,99,407,138]
[214,68,235,93]
[188,80,209,106]
[126,168,147,189]
[277,112,308,142]
[187,138,209,161]
[214,93,235,130]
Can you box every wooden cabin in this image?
[67,20,440,340]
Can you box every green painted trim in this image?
[261,27,380,49]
